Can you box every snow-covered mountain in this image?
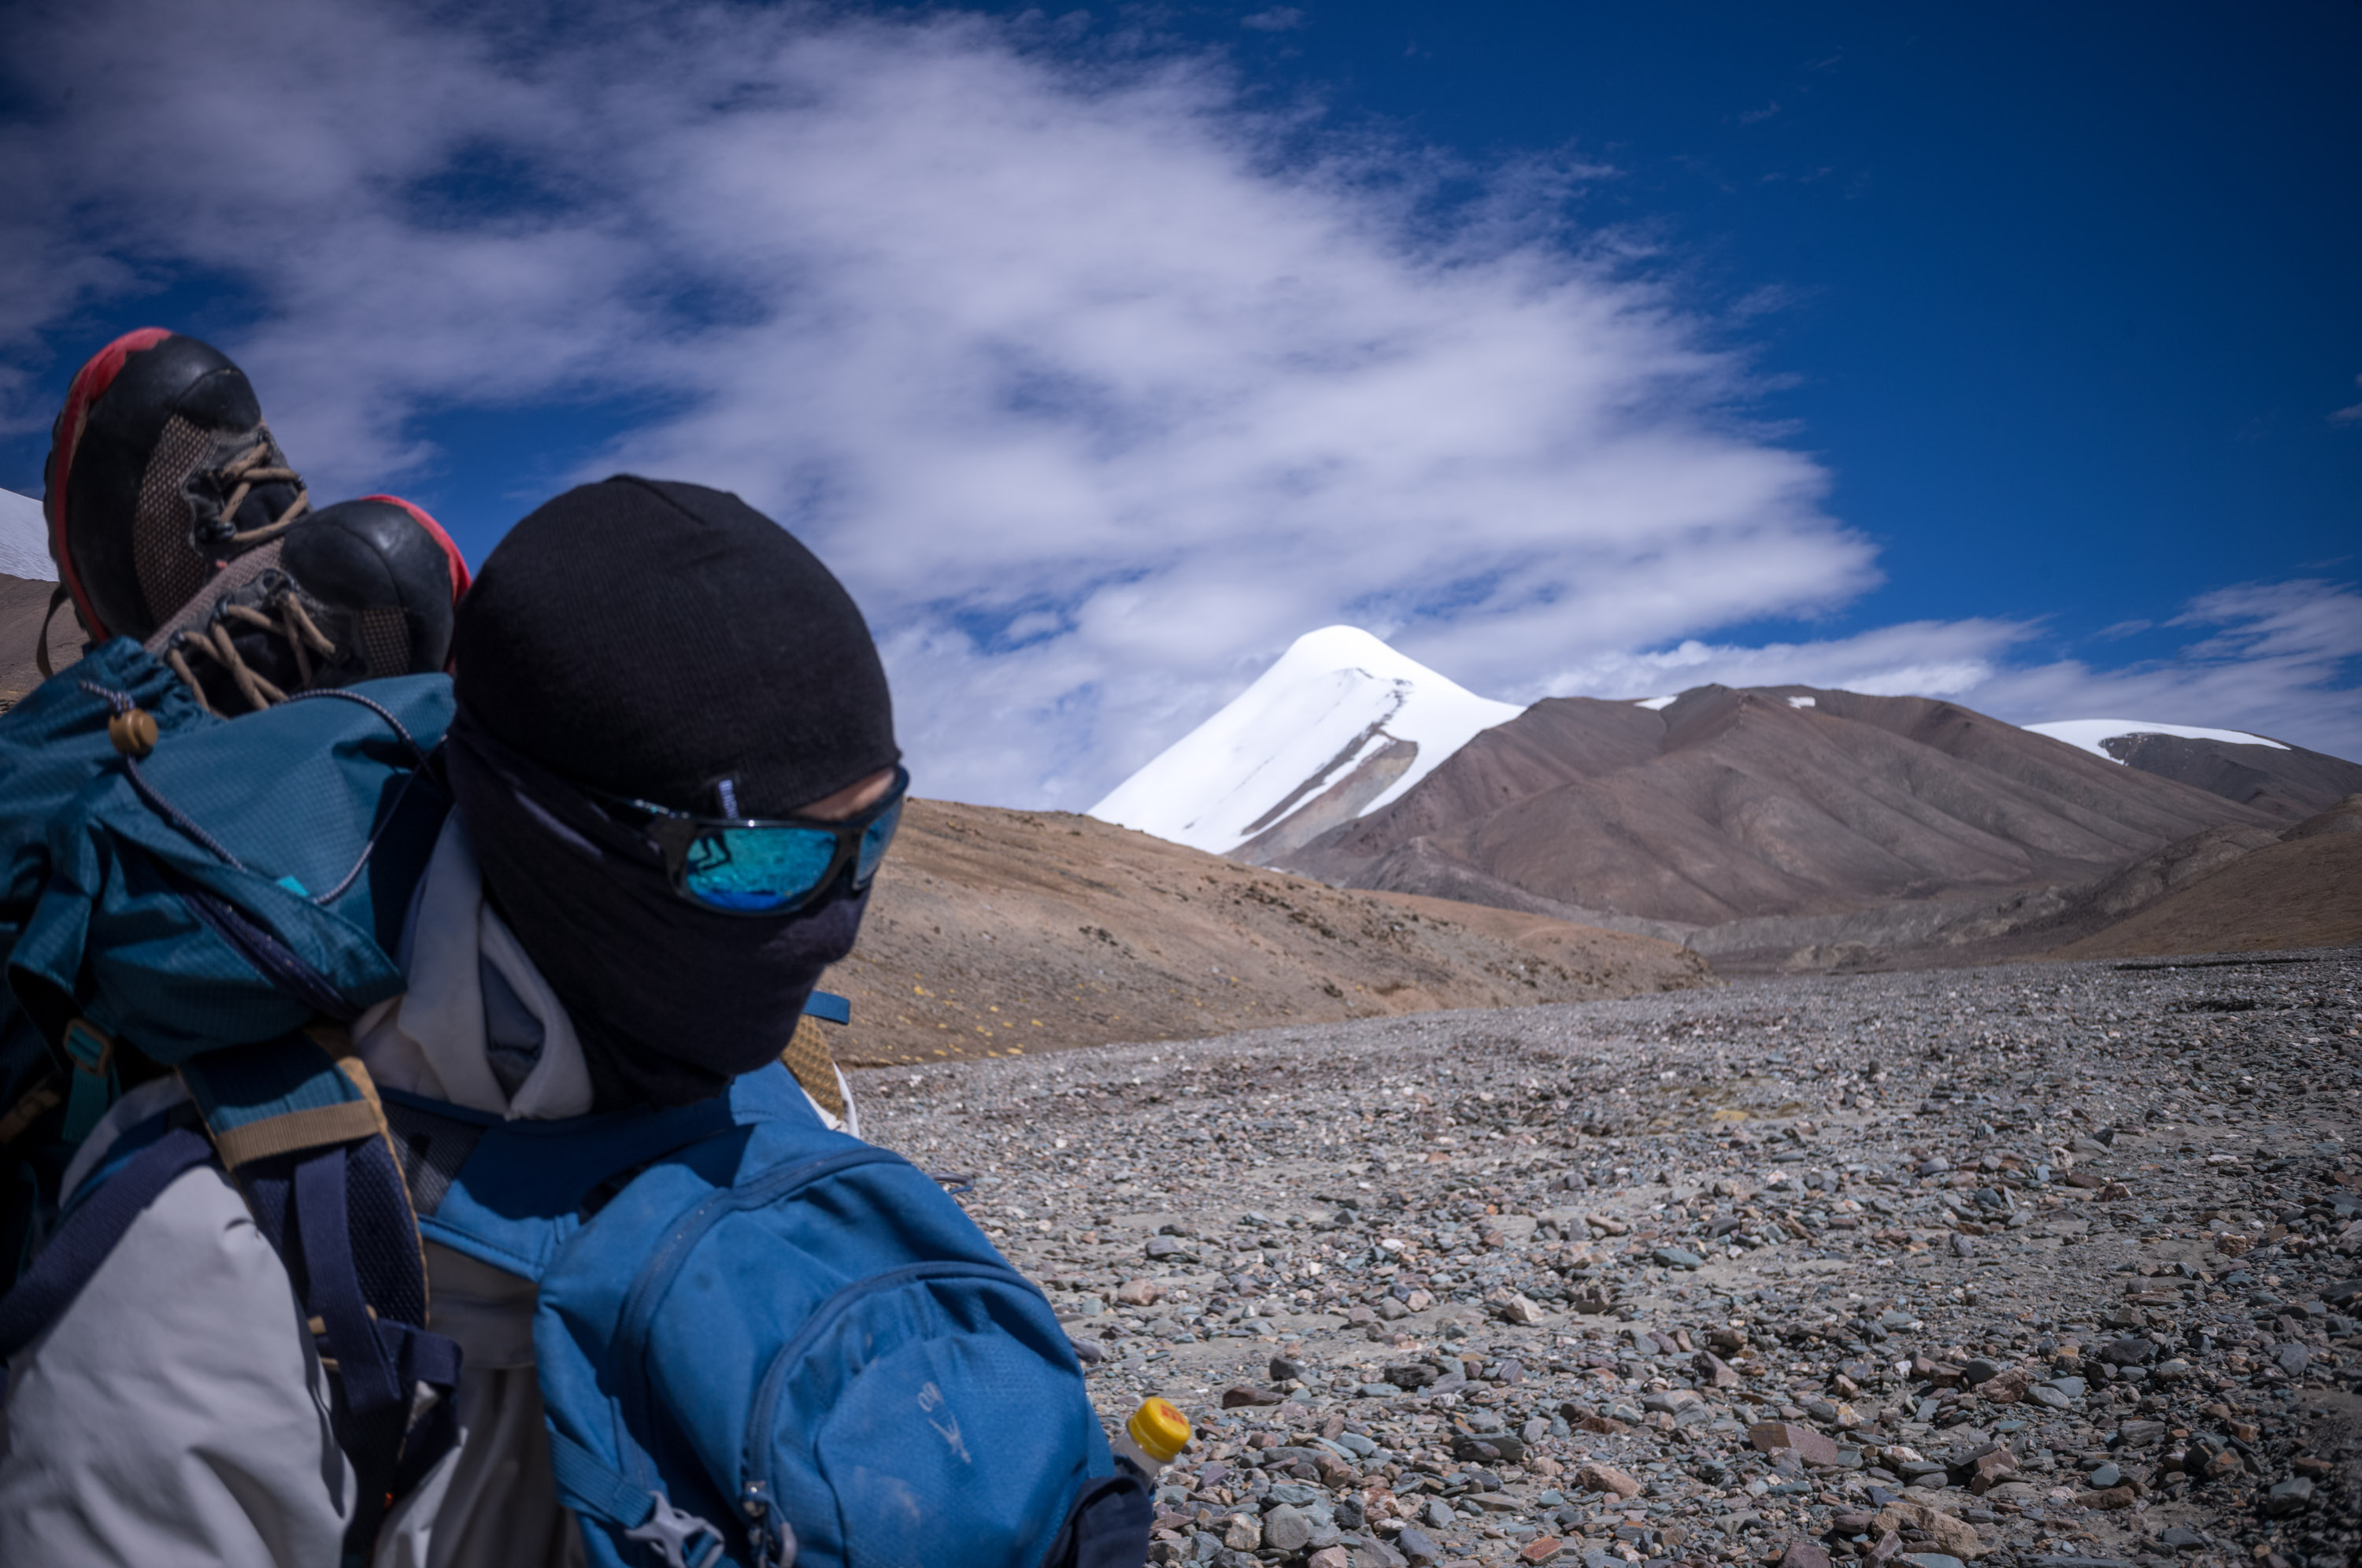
[2023,717,2358,821]
[1089,625,1523,858]
[0,488,52,582]
[2023,718,2288,760]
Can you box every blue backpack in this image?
[0,646,1149,1568]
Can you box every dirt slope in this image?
[2051,799,2362,960]
[0,572,72,711]
[824,800,1710,1066]
[1279,684,2275,926]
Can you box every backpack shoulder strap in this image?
[184,1027,460,1562]
[0,1026,462,1568]
[384,1086,746,1282]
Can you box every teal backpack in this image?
[0,645,1148,1568]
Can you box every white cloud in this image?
[1532,579,2362,762]
[2331,373,2362,427]
[1534,616,2031,704]
[1968,579,2362,759]
[1,0,1875,805]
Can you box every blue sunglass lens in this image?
[680,826,839,912]
[854,797,902,886]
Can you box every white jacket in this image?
[0,819,854,1566]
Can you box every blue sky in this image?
[2,1,2356,803]
[1217,5,2362,653]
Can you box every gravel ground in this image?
[851,947,2362,1568]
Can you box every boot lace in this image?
[205,439,311,548]
[161,588,338,715]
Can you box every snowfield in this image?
[1089,626,1521,855]
[0,488,52,582]
[2024,716,2289,759]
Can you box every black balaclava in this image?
[446,476,898,1109]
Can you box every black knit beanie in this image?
[452,475,897,815]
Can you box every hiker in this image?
[0,476,1147,1566]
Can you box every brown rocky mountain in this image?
[1272,684,2277,933]
[2090,728,2362,822]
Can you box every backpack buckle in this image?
[61,1017,115,1078]
[624,1492,727,1568]
[57,1018,120,1142]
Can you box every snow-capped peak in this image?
[2024,717,2290,760]
[0,488,54,582]
[1090,625,1523,857]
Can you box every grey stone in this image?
[1263,1504,1314,1553]
[2085,1463,2120,1488]
[1898,1556,1965,1568]
[2265,1476,2313,1515]
[2275,1343,2312,1378]
[1395,1525,1444,1566]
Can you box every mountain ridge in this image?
[1276,683,2275,926]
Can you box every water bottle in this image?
[1110,1396,1192,1477]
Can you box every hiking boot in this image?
[44,328,312,643]
[147,495,470,714]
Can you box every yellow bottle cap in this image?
[1127,1397,1191,1464]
